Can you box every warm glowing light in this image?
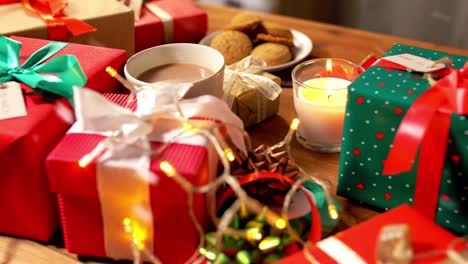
[255,232,263,240]
[132,224,147,245]
[105,66,117,77]
[326,59,332,73]
[134,239,145,250]
[290,118,300,131]
[199,248,217,261]
[183,122,193,131]
[224,148,235,162]
[275,218,286,229]
[78,154,93,168]
[246,227,263,241]
[328,204,339,220]
[160,161,176,177]
[258,237,281,251]
[123,217,132,226]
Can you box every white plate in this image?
[199,29,313,72]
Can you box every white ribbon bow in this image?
[71,83,246,260]
[223,55,282,108]
[72,82,246,157]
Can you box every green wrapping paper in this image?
[337,43,468,234]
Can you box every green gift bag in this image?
[337,43,468,234]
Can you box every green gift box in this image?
[337,43,468,234]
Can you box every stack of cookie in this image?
[210,12,294,66]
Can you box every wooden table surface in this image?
[1,3,468,264]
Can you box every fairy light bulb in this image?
[160,161,176,177]
[78,153,94,168]
[224,148,235,162]
[290,118,300,130]
[328,204,339,220]
[106,66,117,77]
[275,218,287,229]
[183,121,193,131]
[78,141,107,168]
[199,248,217,261]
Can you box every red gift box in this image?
[135,0,207,52]
[0,36,127,241]
[46,93,221,263]
[277,205,459,264]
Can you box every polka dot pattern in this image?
[337,43,468,234]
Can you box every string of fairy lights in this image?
[74,66,338,264]
[75,66,467,264]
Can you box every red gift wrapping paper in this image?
[0,36,126,241]
[135,0,207,52]
[276,205,458,264]
[0,0,18,3]
[47,94,218,263]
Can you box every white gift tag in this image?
[383,53,446,72]
[0,82,27,121]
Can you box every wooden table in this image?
[1,3,468,264]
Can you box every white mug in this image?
[124,43,225,98]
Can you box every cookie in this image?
[225,12,261,36]
[251,43,292,66]
[210,30,253,65]
[257,33,294,47]
[257,22,294,47]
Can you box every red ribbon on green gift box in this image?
[383,61,468,220]
[0,0,96,41]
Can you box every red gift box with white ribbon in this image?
[46,88,244,263]
[276,205,461,264]
[134,0,208,52]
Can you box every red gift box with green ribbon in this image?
[0,36,126,241]
[337,43,467,234]
[134,0,207,52]
[46,88,245,263]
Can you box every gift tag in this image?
[0,82,27,120]
[383,53,446,73]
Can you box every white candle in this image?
[294,77,350,147]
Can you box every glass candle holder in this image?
[292,58,364,152]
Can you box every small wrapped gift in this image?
[0,0,134,55]
[127,0,207,52]
[276,205,459,264]
[224,56,282,128]
[46,86,245,263]
[337,43,468,234]
[0,36,127,241]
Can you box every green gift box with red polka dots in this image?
[337,43,468,234]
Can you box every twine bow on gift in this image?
[382,60,468,220]
[0,36,87,104]
[20,0,96,41]
[223,56,282,121]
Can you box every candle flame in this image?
[326,59,332,73]
[326,59,334,100]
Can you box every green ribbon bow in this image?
[0,36,87,104]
